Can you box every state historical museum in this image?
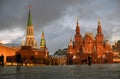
[67,18,113,65]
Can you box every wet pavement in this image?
[0,64,120,79]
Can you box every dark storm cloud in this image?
[0,0,120,54]
[0,0,94,31]
[0,0,28,30]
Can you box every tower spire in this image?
[40,31,46,48]
[77,16,79,26]
[76,17,80,35]
[97,16,102,34]
[69,39,73,46]
[25,5,37,48]
[27,5,32,26]
[106,37,109,44]
[98,16,101,25]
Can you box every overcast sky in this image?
[0,0,120,54]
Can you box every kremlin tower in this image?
[6,6,49,65]
[67,17,113,65]
[40,31,47,48]
[24,7,37,48]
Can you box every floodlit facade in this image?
[67,17,113,64]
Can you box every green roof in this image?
[27,9,32,26]
[40,39,46,47]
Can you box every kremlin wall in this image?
[0,45,20,63]
[0,7,120,65]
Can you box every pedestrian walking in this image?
[16,52,21,66]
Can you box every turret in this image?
[25,6,37,48]
[74,17,82,52]
[97,17,102,34]
[68,39,73,47]
[68,39,74,54]
[106,37,109,45]
[40,31,46,48]
[26,7,34,36]
[95,17,104,53]
[27,7,32,26]
[76,17,80,35]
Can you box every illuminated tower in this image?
[40,31,46,48]
[95,17,104,56]
[25,7,37,48]
[68,39,74,54]
[97,17,102,35]
[74,18,82,53]
[40,31,49,58]
[96,17,104,45]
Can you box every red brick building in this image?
[67,17,113,65]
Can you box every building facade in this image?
[0,45,20,63]
[67,18,113,65]
[6,7,49,65]
[112,40,120,63]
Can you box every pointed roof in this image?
[40,31,46,48]
[97,17,102,34]
[69,39,73,46]
[76,17,80,35]
[76,16,79,26]
[27,6,32,26]
[41,30,45,38]
[105,37,109,44]
[98,16,101,25]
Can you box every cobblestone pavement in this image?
[0,64,120,79]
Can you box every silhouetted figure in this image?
[16,53,21,66]
[0,54,4,67]
[88,55,92,66]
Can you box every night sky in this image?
[0,0,120,54]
